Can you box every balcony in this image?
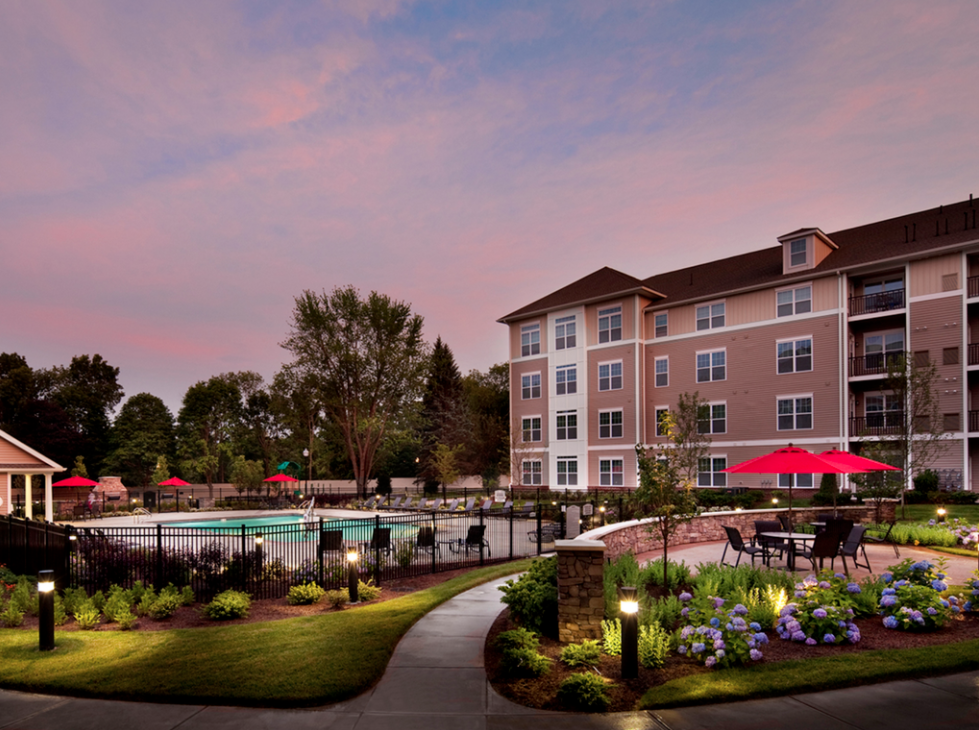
[969,275,979,299]
[969,343,979,366]
[971,411,979,433]
[850,414,905,437]
[849,352,905,378]
[849,289,905,316]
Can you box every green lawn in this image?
[0,559,533,707]
[900,504,979,524]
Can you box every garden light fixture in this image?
[937,507,947,523]
[772,497,779,505]
[347,549,359,604]
[619,586,639,679]
[38,570,55,651]
[254,533,264,546]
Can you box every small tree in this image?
[672,391,712,488]
[851,441,902,524]
[633,411,699,589]
[230,456,265,495]
[71,455,89,479]
[151,455,170,485]
[431,442,463,500]
[816,473,839,511]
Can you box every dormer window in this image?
[789,239,807,268]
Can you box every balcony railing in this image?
[970,411,979,433]
[849,352,905,377]
[849,288,905,316]
[850,414,905,437]
[969,343,979,366]
[969,275,979,299]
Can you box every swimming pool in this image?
[164,514,413,542]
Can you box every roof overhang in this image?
[0,429,65,472]
[498,286,666,324]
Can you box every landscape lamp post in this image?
[937,507,947,524]
[303,448,310,502]
[254,533,264,575]
[620,586,639,679]
[38,570,55,651]
[347,549,359,604]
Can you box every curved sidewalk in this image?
[1,575,978,730]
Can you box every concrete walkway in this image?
[1,576,978,729]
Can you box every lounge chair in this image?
[373,495,388,510]
[415,525,438,555]
[501,499,513,512]
[720,526,767,568]
[383,496,403,511]
[416,497,430,510]
[402,496,415,510]
[479,498,494,512]
[527,523,561,543]
[443,498,459,512]
[461,498,476,512]
[515,502,533,518]
[363,496,378,510]
[430,498,444,511]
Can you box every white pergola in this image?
[0,428,65,522]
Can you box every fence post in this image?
[318,517,325,588]
[431,512,437,574]
[509,499,514,560]
[479,506,485,566]
[241,525,247,592]
[374,514,381,586]
[536,505,542,557]
[155,524,164,590]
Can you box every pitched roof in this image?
[0,428,64,471]
[498,267,663,322]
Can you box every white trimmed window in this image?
[599,409,623,439]
[777,396,813,430]
[521,416,541,442]
[696,350,726,382]
[520,323,540,357]
[698,457,727,487]
[556,457,578,487]
[865,331,904,365]
[522,460,542,486]
[598,361,623,391]
[521,373,541,400]
[779,473,814,489]
[654,357,668,387]
[555,315,576,350]
[697,402,726,434]
[866,393,902,428]
[654,312,668,338]
[555,364,577,395]
[598,306,622,343]
[777,285,812,317]
[655,407,670,437]
[599,458,624,487]
[556,411,577,440]
[696,302,725,331]
[777,338,813,374]
[789,239,807,268]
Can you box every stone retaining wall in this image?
[555,539,605,643]
[581,504,895,562]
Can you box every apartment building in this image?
[499,195,979,493]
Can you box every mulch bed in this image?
[485,608,979,713]
[5,568,471,633]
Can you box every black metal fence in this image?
[0,516,72,590]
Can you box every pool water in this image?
[164,514,412,542]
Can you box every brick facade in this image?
[555,539,605,643]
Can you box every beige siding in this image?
[511,360,549,449]
[909,255,962,298]
[509,317,547,360]
[644,314,842,442]
[587,344,637,446]
[585,297,637,347]
[0,439,45,467]
[909,296,966,422]
[586,451,636,490]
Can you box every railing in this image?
[849,414,906,437]
[970,411,979,433]
[849,288,905,316]
[969,275,979,299]
[969,343,979,366]
[849,352,906,377]
[0,516,72,588]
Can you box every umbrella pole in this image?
[788,483,793,531]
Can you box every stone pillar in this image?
[555,539,605,644]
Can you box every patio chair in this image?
[839,525,871,573]
[415,525,438,555]
[383,496,403,511]
[864,520,900,557]
[320,529,344,554]
[429,498,444,511]
[796,530,843,572]
[515,502,534,518]
[816,512,835,523]
[720,526,767,568]
[461,497,476,512]
[363,495,378,510]
[364,527,392,556]
[373,495,388,510]
[777,513,793,532]
[456,524,490,556]
[823,519,853,547]
[72,504,87,521]
[754,520,789,564]
[479,498,494,512]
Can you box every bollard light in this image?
[734,507,743,512]
[937,507,947,523]
[347,549,359,604]
[619,586,639,679]
[38,570,55,651]
[254,533,264,546]
[772,497,779,506]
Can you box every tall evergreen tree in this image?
[418,337,465,485]
[105,393,176,488]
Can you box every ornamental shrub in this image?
[498,557,558,637]
[557,673,610,712]
[394,542,414,569]
[1,605,24,628]
[325,590,348,609]
[878,559,961,631]
[560,639,602,668]
[677,593,767,667]
[602,619,622,656]
[495,628,539,653]
[202,590,251,620]
[638,623,671,669]
[103,592,134,624]
[61,587,88,617]
[774,572,862,645]
[136,589,157,617]
[180,585,195,606]
[287,582,326,606]
[53,595,67,626]
[357,579,381,602]
[963,573,979,613]
[74,600,101,630]
[148,593,182,620]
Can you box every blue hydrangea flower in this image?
[932,580,948,591]
[750,622,761,631]
[927,607,938,615]
[823,634,835,643]
[791,631,806,641]
[679,592,692,601]
[715,649,726,659]
[883,616,899,629]
[813,608,828,619]
[692,642,705,654]
[678,645,687,655]
[818,581,831,589]
[880,595,897,607]
[949,596,959,605]
[755,632,769,644]
[786,620,801,633]
[714,639,726,650]
[847,583,861,594]
[713,597,725,609]
[882,572,893,583]
[894,580,909,588]
[834,573,845,580]
[733,604,748,615]
[749,649,763,661]
[710,617,720,628]
[805,637,817,646]
[681,607,690,617]
[705,656,717,668]
[882,587,896,596]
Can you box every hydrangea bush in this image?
[963,574,979,613]
[878,559,961,631]
[774,572,861,646]
[676,593,768,667]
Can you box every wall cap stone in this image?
[556,539,606,551]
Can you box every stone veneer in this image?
[555,539,605,644]
[580,504,895,562]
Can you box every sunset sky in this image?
[3,0,978,414]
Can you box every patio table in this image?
[760,531,816,571]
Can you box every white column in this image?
[2,472,8,515]
[24,473,33,520]
[44,473,53,522]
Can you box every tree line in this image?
[0,287,509,498]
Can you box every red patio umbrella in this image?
[817,449,901,473]
[264,473,299,499]
[52,476,99,488]
[157,477,191,487]
[722,445,851,528]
